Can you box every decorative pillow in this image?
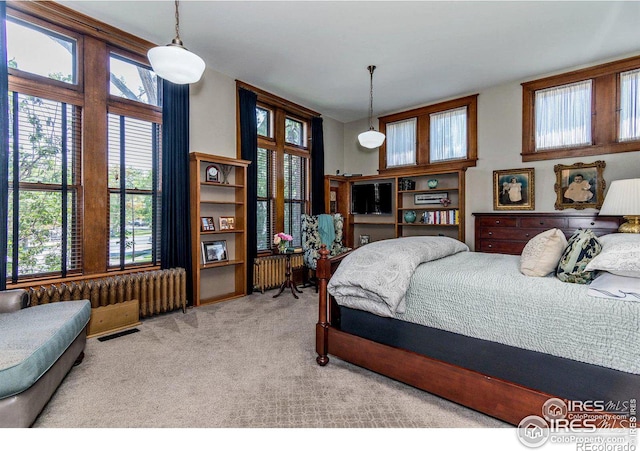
[520,229,568,277]
[556,229,602,284]
[584,233,640,278]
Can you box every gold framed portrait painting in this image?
[554,161,606,210]
[493,168,535,211]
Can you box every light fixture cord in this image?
[174,0,181,41]
[368,65,376,130]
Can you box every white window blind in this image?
[619,68,640,141]
[535,80,592,150]
[386,118,417,167]
[430,106,467,162]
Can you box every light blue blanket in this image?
[318,214,335,248]
[397,252,640,375]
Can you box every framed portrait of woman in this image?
[493,168,535,211]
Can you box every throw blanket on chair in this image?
[318,214,335,248]
[328,236,469,317]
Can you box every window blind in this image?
[430,106,467,162]
[620,68,640,142]
[386,118,417,167]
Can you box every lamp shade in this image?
[599,178,640,215]
[358,129,386,149]
[147,44,206,85]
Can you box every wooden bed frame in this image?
[314,218,630,427]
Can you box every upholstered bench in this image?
[0,290,91,427]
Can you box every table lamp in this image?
[599,178,640,233]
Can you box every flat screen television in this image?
[351,182,392,214]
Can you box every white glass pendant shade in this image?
[359,65,385,149]
[148,41,205,85]
[358,129,386,149]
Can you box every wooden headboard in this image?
[473,212,623,255]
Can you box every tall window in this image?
[6,3,162,283]
[7,93,82,281]
[6,15,82,282]
[284,153,306,247]
[248,92,314,253]
[379,95,477,174]
[107,114,161,269]
[256,147,275,251]
[522,54,640,161]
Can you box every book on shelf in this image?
[421,209,460,225]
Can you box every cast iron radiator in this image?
[26,268,187,318]
[253,254,304,293]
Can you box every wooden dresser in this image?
[473,212,623,255]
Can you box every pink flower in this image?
[277,232,293,241]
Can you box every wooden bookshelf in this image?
[190,153,250,306]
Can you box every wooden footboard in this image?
[314,245,629,427]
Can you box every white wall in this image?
[189,68,346,176]
[189,67,238,158]
[320,115,345,176]
[342,80,640,249]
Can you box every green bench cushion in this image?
[0,300,91,399]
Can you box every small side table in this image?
[273,251,303,299]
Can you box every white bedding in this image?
[588,272,640,301]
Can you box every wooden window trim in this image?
[378,94,478,176]
[5,1,162,286]
[237,81,317,253]
[521,54,640,162]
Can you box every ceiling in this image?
[58,1,640,123]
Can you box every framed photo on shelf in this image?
[554,161,606,210]
[219,216,235,230]
[493,168,535,211]
[202,240,228,264]
[200,216,215,232]
[414,192,448,205]
[205,164,222,183]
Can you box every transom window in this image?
[619,68,640,142]
[522,54,640,161]
[109,53,161,107]
[256,106,272,138]
[6,16,77,85]
[379,95,478,174]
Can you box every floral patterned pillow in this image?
[556,229,602,284]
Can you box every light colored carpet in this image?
[33,288,508,428]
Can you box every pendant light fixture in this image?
[358,65,386,149]
[147,0,205,85]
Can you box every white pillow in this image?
[584,233,640,278]
[588,272,640,301]
[520,228,568,277]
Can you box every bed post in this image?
[316,245,330,366]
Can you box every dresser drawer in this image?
[568,217,620,230]
[520,217,568,229]
[477,217,517,227]
[479,227,540,241]
[477,240,526,255]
